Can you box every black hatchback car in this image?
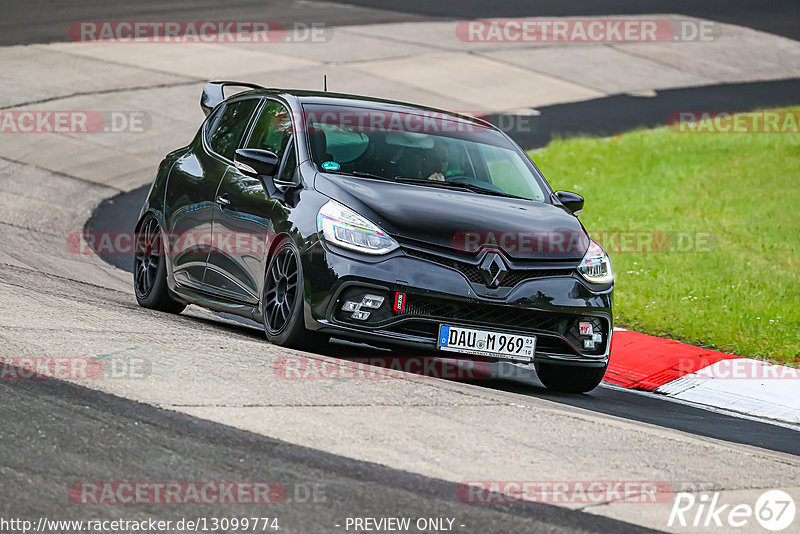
[135,81,614,392]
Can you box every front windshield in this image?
[302,104,548,201]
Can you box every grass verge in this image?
[531,108,800,365]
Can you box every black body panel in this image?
[137,86,613,368]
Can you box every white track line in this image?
[601,382,800,431]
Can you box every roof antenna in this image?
[323,74,327,92]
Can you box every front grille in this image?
[405,248,482,283]
[403,248,573,287]
[404,296,563,333]
[330,284,608,358]
[500,269,575,287]
[398,296,608,356]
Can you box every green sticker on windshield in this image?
[321,161,340,171]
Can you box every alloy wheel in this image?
[134,216,162,298]
[264,247,299,334]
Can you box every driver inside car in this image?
[424,140,450,181]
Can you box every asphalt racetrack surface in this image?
[4,2,800,532]
[0,375,658,533]
[3,0,799,45]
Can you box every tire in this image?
[133,215,186,314]
[534,361,607,393]
[261,240,328,350]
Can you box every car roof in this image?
[235,87,498,131]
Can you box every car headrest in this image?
[307,127,328,160]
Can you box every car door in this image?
[164,97,260,291]
[203,99,296,304]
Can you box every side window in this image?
[208,99,259,160]
[245,101,293,158]
[278,143,297,182]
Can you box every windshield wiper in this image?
[351,171,392,181]
[448,180,527,199]
[323,169,392,181]
[393,176,474,192]
[394,176,525,199]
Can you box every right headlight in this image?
[578,239,613,284]
[317,200,399,255]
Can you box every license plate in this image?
[437,324,535,362]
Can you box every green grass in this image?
[530,108,800,365]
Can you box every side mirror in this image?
[234,148,279,177]
[555,190,584,216]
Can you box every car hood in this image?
[315,173,589,261]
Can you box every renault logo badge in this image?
[479,252,508,289]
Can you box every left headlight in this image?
[317,200,399,255]
[578,239,613,284]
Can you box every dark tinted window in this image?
[208,99,259,160]
[302,104,547,201]
[245,100,293,158]
[278,142,297,182]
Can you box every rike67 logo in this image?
[669,490,796,531]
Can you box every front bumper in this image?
[302,241,613,366]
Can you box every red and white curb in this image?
[606,329,800,425]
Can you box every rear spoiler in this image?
[200,81,266,116]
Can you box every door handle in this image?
[215,195,231,207]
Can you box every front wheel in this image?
[534,361,607,393]
[261,240,328,350]
[133,214,186,314]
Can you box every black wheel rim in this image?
[134,217,162,298]
[264,247,298,334]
